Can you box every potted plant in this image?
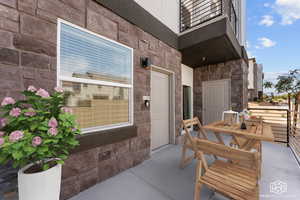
[0,86,80,200]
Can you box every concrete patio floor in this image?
[70,141,300,200]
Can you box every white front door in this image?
[202,79,230,125]
[151,70,170,150]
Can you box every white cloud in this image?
[259,15,275,26]
[255,45,261,49]
[264,3,271,7]
[258,37,277,48]
[274,0,300,25]
[246,41,251,49]
[264,71,285,82]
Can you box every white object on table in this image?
[222,110,240,124]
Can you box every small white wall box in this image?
[222,110,239,125]
[143,96,150,107]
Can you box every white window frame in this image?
[57,19,134,134]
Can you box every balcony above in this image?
[178,0,247,67]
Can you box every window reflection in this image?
[62,81,129,129]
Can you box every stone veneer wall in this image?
[0,0,182,199]
[194,59,248,121]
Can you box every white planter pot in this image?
[18,162,62,200]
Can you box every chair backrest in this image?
[182,117,208,147]
[195,138,259,170]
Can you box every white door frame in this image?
[150,65,176,147]
[181,64,193,120]
[202,79,231,124]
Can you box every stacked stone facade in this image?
[193,59,248,121]
[0,0,182,199]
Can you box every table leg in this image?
[231,135,242,148]
[242,139,258,151]
[213,132,225,145]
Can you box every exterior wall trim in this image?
[73,126,138,153]
[56,18,135,134]
[150,65,176,146]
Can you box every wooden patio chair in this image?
[194,139,260,200]
[229,119,263,178]
[180,117,209,168]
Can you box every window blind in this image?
[60,23,132,85]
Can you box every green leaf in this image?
[12,162,19,168]
[56,160,64,165]
[67,139,79,146]
[38,146,49,153]
[61,149,69,154]
[42,164,49,171]
[12,151,23,160]
[17,116,26,121]
[0,154,8,164]
[38,126,48,131]
[43,139,58,144]
[30,124,39,131]
[24,146,36,154]
[12,142,24,150]
[58,154,67,160]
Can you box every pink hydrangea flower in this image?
[27,85,37,92]
[36,88,50,98]
[9,131,24,142]
[9,108,21,117]
[48,127,58,136]
[48,117,58,128]
[54,87,64,93]
[61,107,73,114]
[24,108,36,117]
[32,136,42,147]
[0,131,4,137]
[0,118,7,128]
[1,97,16,106]
[0,138,4,146]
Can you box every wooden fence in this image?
[248,108,289,144]
[290,103,300,163]
[248,104,300,163]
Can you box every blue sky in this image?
[246,0,300,84]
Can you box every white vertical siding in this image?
[134,0,180,34]
[248,59,254,89]
[240,0,247,46]
[257,64,263,91]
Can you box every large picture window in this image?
[57,19,133,133]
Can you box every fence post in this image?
[287,110,290,147]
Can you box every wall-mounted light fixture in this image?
[140,57,151,68]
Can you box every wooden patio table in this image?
[202,120,275,151]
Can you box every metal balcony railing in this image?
[180,0,238,35]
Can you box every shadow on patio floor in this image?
[70,141,300,200]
